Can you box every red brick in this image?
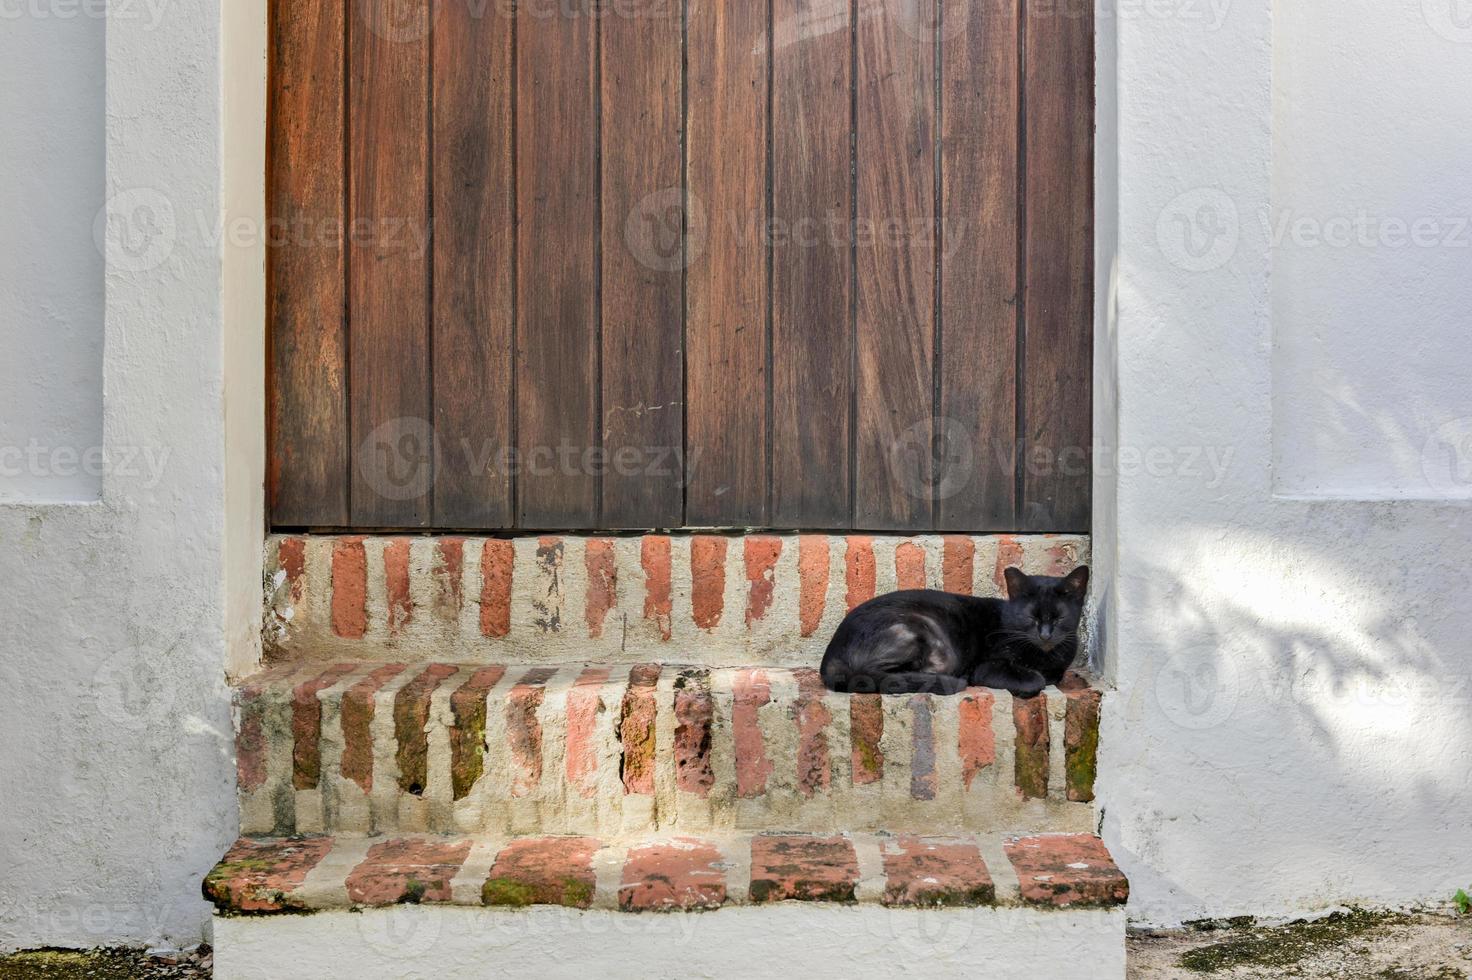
[479,539,514,638]
[641,535,673,640]
[394,663,459,796]
[384,538,414,635]
[1004,835,1129,907]
[958,690,996,789]
[881,837,995,907]
[235,679,271,793]
[993,534,1024,595]
[565,666,611,799]
[797,535,830,637]
[331,537,368,639]
[532,538,564,632]
[744,536,782,625]
[620,665,661,795]
[584,538,618,638]
[1013,694,1050,800]
[909,695,937,800]
[619,838,727,912]
[845,536,876,611]
[278,537,307,603]
[341,663,408,792]
[895,541,927,591]
[942,535,975,595]
[1065,687,1102,803]
[749,835,858,903]
[345,837,472,906]
[850,694,884,786]
[1044,538,1079,576]
[483,837,599,908]
[449,666,506,800]
[203,837,335,913]
[791,669,832,797]
[732,668,773,798]
[433,537,465,618]
[507,667,558,798]
[674,670,715,797]
[691,535,727,630]
[291,663,356,790]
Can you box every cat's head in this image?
[1001,566,1090,651]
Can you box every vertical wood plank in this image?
[855,0,937,530]
[686,0,769,527]
[268,0,347,526]
[601,0,684,529]
[1023,0,1093,531]
[432,0,515,528]
[517,0,599,528]
[348,0,432,527]
[938,0,1019,531]
[770,0,853,529]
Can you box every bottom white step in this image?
[214,903,1126,980]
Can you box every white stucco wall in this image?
[1101,0,1472,925]
[0,0,263,952]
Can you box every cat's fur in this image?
[819,566,1090,698]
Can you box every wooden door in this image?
[268,0,1093,533]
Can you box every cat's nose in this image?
[1039,624,1054,640]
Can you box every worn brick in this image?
[797,535,830,637]
[620,664,661,795]
[292,663,356,790]
[235,679,271,793]
[565,666,611,799]
[532,537,564,633]
[1013,694,1051,800]
[844,536,876,611]
[791,669,832,797]
[1044,538,1080,576]
[958,690,996,789]
[449,665,506,801]
[479,539,514,638]
[749,835,858,903]
[1004,835,1129,907]
[345,837,472,906]
[203,836,335,913]
[641,535,673,640]
[394,664,459,796]
[507,667,558,798]
[584,538,618,638]
[895,541,927,591]
[732,668,773,798]
[881,837,995,907]
[942,535,975,595]
[384,538,414,635]
[744,536,781,625]
[433,537,465,619]
[331,537,367,639]
[619,838,727,912]
[674,670,715,797]
[278,537,307,603]
[993,535,1024,595]
[850,694,884,786]
[910,695,937,800]
[340,663,408,793]
[1065,687,1102,803]
[482,837,599,908]
[691,535,727,630]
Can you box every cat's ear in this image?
[1003,566,1033,600]
[1060,566,1090,599]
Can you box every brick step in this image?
[236,662,1103,838]
[265,532,1089,666]
[205,831,1128,914]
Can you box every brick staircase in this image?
[208,533,1126,979]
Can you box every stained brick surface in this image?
[1005,834,1129,907]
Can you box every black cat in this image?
[819,566,1090,698]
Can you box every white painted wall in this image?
[0,0,263,952]
[1100,0,1472,925]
